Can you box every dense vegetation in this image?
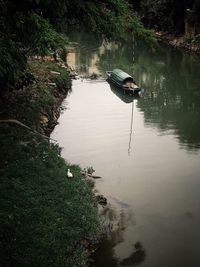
[130,0,200,35]
[0,0,155,90]
[1,0,199,90]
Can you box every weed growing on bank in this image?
[187,34,200,48]
[1,59,71,133]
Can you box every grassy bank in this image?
[0,60,100,266]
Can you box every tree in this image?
[0,0,68,89]
[135,0,196,34]
[0,0,154,90]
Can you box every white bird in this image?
[67,168,73,178]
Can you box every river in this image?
[51,33,200,267]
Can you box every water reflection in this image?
[120,242,146,266]
[53,32,200,267]
[52,32,200,267]
[134,44,200,151]
[109,83,140,104]
[92,203,145,267]
[67,34,200,152]
[107,83,138,156]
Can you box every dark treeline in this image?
[0,0,154,91]
[2,0,199,91]
[130,0,200,36]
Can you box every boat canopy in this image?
[110,69,134,83]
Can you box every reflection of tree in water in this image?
[92,204,145,267]
[98,39,200,151]
[97,41,133,75]
[100,205,129,246]
[68,31,200,150]
[135,43,200,151]
[120,242,146,266]
[67,29,102,75]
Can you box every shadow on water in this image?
[92,240,145,267]
[120,242,146,266]
[133,43,200,151]
[108,83,140,104]
[110,42,200,152]
[91,203,146,267]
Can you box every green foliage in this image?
[43,61,71,91]
[0,37,26,88]
[0,127,99,266]
[134,0,200,35]
[139,0,175,31]
[14,12,68,57]
[0,0,155,89]
[69,0,154,43]
[186,34,200,47]
[0,1,68,89]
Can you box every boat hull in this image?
[106,76,141,95]
[109,83,140,103]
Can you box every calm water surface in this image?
[51,35,200,267]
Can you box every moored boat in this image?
[106,69,141,95]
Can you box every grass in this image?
[0,60,100,266]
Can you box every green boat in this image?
[106,69,141,95]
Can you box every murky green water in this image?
[51,34,200,267]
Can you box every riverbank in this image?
[155,31,200,54]
[0,59,100,266]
